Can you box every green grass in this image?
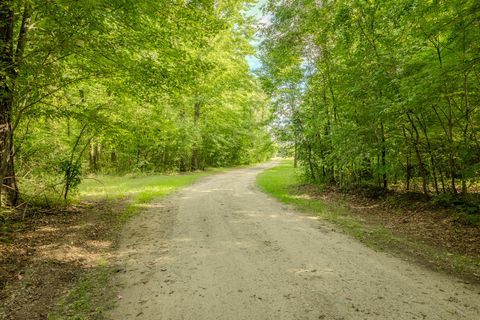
[257,160,480,278]
[257,160,373,237]
[80,172,210,200]
[47,265,113,320]
[79,171,217,223]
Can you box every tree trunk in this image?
[461,176,467,195]
[293,135,298,168]
[450,156,457,195]
[307,144,315,181]
[191,101,201,171]
[0,100,18,206]
[406,155,411,192]
[435,41,457,195]
[415,114,439,194]
[0,0,19,206]
[179,155,187,172]
[439,170,446,193]
[406,113,428,195]
[89,140,101,172]
[380,121,387,189]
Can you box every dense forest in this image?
[2,0,480,209]
[260,0,480,196]
[0,0,273,207]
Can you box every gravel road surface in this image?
[109,163,480,320]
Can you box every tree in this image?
[4,0,273,205]
[260,0,480,195]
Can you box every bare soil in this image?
[109,163,480,319]
[0,200,122,319]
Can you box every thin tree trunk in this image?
[406,113,428,195]
[415,113,439,194]
[461,176,467,195]
[406,155,411,192]
[439,170,446,193]
[307,144,315,181]
[89,139,100,172]
[293,135,298,168]
[402,126,412,192]
[434,40,457,194]
[460,25,470,195]
[0,0,24,206]
[191,100,201,171]
[380,121,387,189]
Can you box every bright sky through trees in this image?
[245,0,268,71]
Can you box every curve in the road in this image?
[110,163,480,320]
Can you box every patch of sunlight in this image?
[36,244,113,268]
[85,240,112,250]
[288,267,335,276]
[293,194,313,200]
[172,237,193,243]
[197,188,234,193]
[36,226,60,233]
[229,240,254,248]
[79,173,206,201]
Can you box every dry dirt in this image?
[295,184,480,259]
[109,163,480,320]
[0,201,121,319]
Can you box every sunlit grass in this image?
[80,174,204,200]
[257,160,426,246]
[79,171,221,223]
[257,159,350,225]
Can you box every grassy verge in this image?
[257,160,373,239]
[79,171,216,223]
[48,170,219,319]
[257,160,480,281]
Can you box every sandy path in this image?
[109,163,480,320]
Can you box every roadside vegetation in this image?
[257,160,480,282]
[260,0,480,203]
[80,171,218,223]
[258,0,480,279]
[1,170,215,319]
[0,0,273,210]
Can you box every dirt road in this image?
[110,163,480,320]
